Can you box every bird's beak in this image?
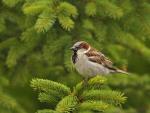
[70,47,77,51]
[70,47,74,50]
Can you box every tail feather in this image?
[107,66,129,75]
[116,69,129,75]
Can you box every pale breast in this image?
[75,53,111,78]
[75,53,89,77]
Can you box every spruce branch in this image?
[74,76,107,96]
[0,92,26,113]
[6,42,27,68]
[0,38,17,50]
[57,2,78,18]
[6,28,41,68]
[32,76,126,113]
[34,9,56,32]
[57,2,77,31]
[23,1,52,15]
[2,0,22,7]
[111,25,150,62]
[85,2,97,16]
[38,92,59,104]
[82,19,95,31]
[97,0,123,19]
[82,90,127,106]
[58,16,74,31]
[56,95,78,113]
[78,101,109,112]
[31,79,71,96]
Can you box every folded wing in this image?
[85,49,117,71]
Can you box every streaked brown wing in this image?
[85,50,115,69]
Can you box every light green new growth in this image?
[31,79,71,97]
[31,76,126,113]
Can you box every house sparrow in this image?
[70,41,128,80]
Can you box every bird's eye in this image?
[76,46,80,49]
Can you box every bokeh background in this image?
[0,0,150,113]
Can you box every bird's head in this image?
[70,41,91,53]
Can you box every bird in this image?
[70,41,128,82]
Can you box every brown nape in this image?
[79,42,90,50]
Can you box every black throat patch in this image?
[72,51,77,64]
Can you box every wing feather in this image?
[85,49,116,70]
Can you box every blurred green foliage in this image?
[0,0,150,113]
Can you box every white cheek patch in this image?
[77,49,87,54]
[84,47,91,53]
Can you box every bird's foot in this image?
[82,78,89,88]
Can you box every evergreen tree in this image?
[0,0,150,113]
[31,76,126,113]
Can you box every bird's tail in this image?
[116,69,129,75]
